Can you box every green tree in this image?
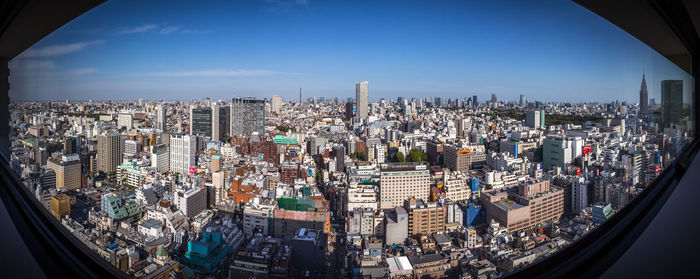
[392,152,405,163]
[407,149,428,162]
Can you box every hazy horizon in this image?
[8,0,694,103]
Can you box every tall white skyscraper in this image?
[211,103,220,141]
[356,81,369,120]
[155,105,166,131]
[270,95,282,115]
[169,133,196,175]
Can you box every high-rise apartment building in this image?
[639,74,648,114]
[571,177,589,215]
[355,81,369,120]
[270,94,282,115]
[117,113,133,130]
[379,163,430,209]
[405,198,446,236]
[47,154,81,190]
[169,133,196,175]
[661,80,683,128]
[334,146,345,172]
[97,133,122,173]
[155,105,167,131]
[230,97,266,137]
[456,118,469,138]
[123,139,141,156]
[443,170,471,202]
[150,143,169,173]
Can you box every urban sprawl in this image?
[8,76,691,278]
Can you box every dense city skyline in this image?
[8,0,693,103]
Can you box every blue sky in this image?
[8,0,693,103]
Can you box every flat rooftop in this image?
[380,162,428,172]
[494,199,526,211]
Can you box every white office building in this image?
[169,134,196,175]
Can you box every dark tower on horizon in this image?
[640,74,649,114]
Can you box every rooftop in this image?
[380,162,428,172]
[494,199,526,211]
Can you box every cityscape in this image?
[7,74,692,278]
[4,1,696,279]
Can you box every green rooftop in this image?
[278,197,316,211]
[273,135,298,145]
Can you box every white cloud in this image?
[9,60,56,71]
[19,40,105,58]
[9,59,96,78]
[159,26,180,35]
[143,69,281,77]
[67,68,97,75]
[113,24,157,35]
[181,29,212,34]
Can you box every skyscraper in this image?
[210,102,230,141]
[230,97,266,137]
[520,94,525,107]
[97,133,121,173]
[491,93,498,103]
[155,105,167,131]
[190,106,212,136]
[211,103,220,141]
[218,105,230,140]
[333,146,345,172]
[472,95,478,106]
[355,81,369,120]
[345,102,354,121]
[661,80,683,128]
[526,110,545,128]
[270,95,282,115]
[639,74,649,114]
[170,133,196,175]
